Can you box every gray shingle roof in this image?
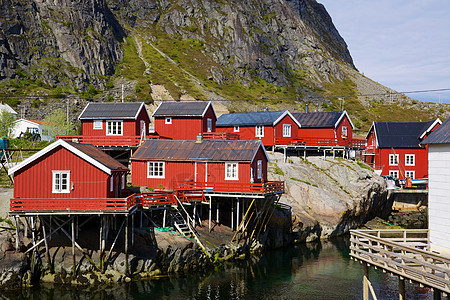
[374,120,439,148]
[79,102,146,120]
[67,141,129,171]
[421,118,450,145]
[292,111,344,128]
[152,101,212,117]
[131,140,267,162]
[216,111,287,127]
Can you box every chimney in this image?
[196,133,203,143]
[305,104,309,113]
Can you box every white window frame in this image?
[342,126,348,137]
[122,173,126,189]
[106,120,123,136]
[207,118,212,133]
[52,171,71,194]
[165,117,172,124]
[405,154,415,166]
[93,120,103,130]
[148,161,165,178]
[389,154,399,166]
[255,125,264,137]
[405,171,415,179]
[389,170,399,179]
[234,126,240,132]
[283,124,291,137]
[257,160,263,179]
[225,162,239,180]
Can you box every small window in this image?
[234,126,240,132]
[342,126,348,138]
[389,154,399,166]
[283,124,291,137]
[405,171,415,179]
[389,171,399,179]
[122,173,126,189]
[52,171,71,193]
[255,125,264,137]
[93,120,103,129]
[148,161,165,178]
[106,121,123,135]
[165,117,172,124]
[110,175,114,192]
[225,162,239,180]
[257,160,263,179]
[405,154,415,166]
[207,118,212,133]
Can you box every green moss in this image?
[272,163,284,176]
[290,177,313,186]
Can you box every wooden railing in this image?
[350,229,450,294]
[10,194,139,212]
[275,137,366,147]
[176,189,206,202]
[176,181,284,194]
[140,192,174,207]
[202,132,240,140]
[56,135,145,146]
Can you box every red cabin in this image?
[215,110,301,147]
[290,111,358,146]
[8,139,132,212]
[152,101,217,140]
[58,102,151,146]
[131,139,272,193]
[363,119,441,180]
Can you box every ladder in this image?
[170,208,191,237]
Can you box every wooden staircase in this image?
[170,208,191,237]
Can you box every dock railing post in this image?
[363,262,369,300]
[399,277,405,300]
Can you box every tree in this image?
[0,111,16,138]
[42,109,75,139]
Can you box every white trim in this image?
[225,162,239,180]
[207,118,212,132]
[283,124,292,137]
[405,170,415,179]
[106,120,123,135]
[78,102,91,120]
[405,154,415,166]
[52,170,71,194]
[151,102,164,118]
[8,140,114,176]
[419,118,442,139]
[165,117,172,124]
[234,126,240,132]
[202,101,218,119]
[334,111,355,130]
[93,120,103,129]
[389,154,399,166]
[250,141,270,164]
[147,161,165,178]
[389,170,399,179]
[255,125,264,137]
[135,102,151,121]
[273,111,302,128]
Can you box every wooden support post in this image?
[303,150,306,159]
[76,216,79,239]
[209,199,212,232]
[125,216,129,275]
[399,278,405,300]
[40,216,52,273]
[231,199,234,231]
[193,203,197,228]
[163,209,167,228]
[236,199,240,231]
[323,150,326,159]
[333,150,335,159]
[363,263,369,300]
[14,216,19,251]
[71,217,76,275]
[132,213,135,246]
[140,211,143,229]
[433,290,442,300]
[99,215,104,272]
[24,217,29,238]
[216,203,219,224]
[31,217,37,274]
[49,216,52,241]
[284,147,287,163]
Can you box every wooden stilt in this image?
[163,209,167,228]
[399,277,405,300]
[236,199,240,232]
[99,215,104,272]
[30,217,37,275]
[125,216,129,275]
[49,216,52,241]
[14,216,19,251]
[104,217,127,265]
[216,203,220,224]
[71,217,76,275]
[209,198,212,232]
[40,216,52,273]
[131,213,135,246]
[231,199,256,243]
[231,199,235,231]
[363,263,369,300]
[433,289,442,300]
[76,216,79,239]
[24,217,29,238]
[284,147,286,163]
[304,150,306,159]
[140,211,143,229]
[193,203,197,228]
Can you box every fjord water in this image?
[9,236,432,299]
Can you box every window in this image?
[52,171,70,193]
[257,160,263,179]
[405,171,415,179]
[148,161,165,178]
[255,125,264,137]
[140,120,146,136]
[106,121,123,135]
[283,124,291,137]
[234,126,240,132]
[405,154,415,166]
[110,175,114,192]
[342,126,348,138]
[207,118,212,132]
[122,173,126,189]
[225,162,238,180]
[389,154,399,166]
[389,171,399,179]
[165,117,172,124]
[93,120,102,130]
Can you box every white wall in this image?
[428,143,450,253]
[11,120,53,141]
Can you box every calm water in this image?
[5,236,432,299]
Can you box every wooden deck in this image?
[202,132,240,140]
[275,137,366,148]
[350,229,450,296]
[177,181,285,198]
[56,135,152,146]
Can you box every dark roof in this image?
[79,102,146,120]
[374,120,438,148]
[131,140,267,162]
[292,111,345,128]
[216,111,287,127]
[421,118,450,145]
[67,141,129,171]
[152,101,213,117]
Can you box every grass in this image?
[272,163,284,176]
[290,177,317,188]
[356,160,373,171]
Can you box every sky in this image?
[318,0,450,104]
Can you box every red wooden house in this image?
[8,139,132,212]
[215,110,301,147]
[131,139,271,192]
[363,119,441,180]
[290,110,358,146]
[152,101,217,140]
[58,102,151,146]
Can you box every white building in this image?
[0,103,18,118]
[421,118,450,253]
[11,119,54,141]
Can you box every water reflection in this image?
[4,236,433,299]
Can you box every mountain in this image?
[0,0,447,132]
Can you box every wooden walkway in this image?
[350,229,450,299]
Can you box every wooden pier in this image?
[350,229,450,299]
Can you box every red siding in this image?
[13,147,125,199]
[274,115,299,141]
[216,126,275,146]
[379,147,428,180]
[297,115,353,144]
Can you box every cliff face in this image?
[0,0,124,90]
